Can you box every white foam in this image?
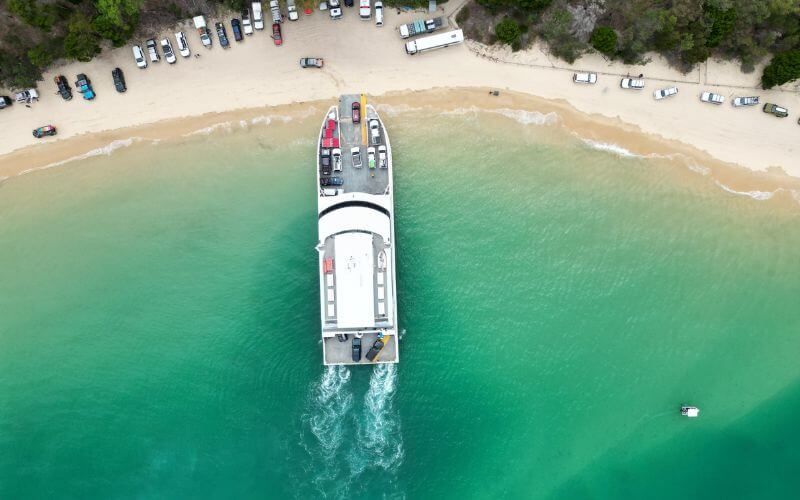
[440,105,558,126]
[714,180,780,201]
[348,364,403,476]
[16,137,144,177]
[581,139,640,158]
[184,121,234,136]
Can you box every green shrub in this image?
[496,18,522,46]
[590,26,617,56]
[761,50,800,89]
[64,13,101,62]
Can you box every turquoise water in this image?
[1,107,799,499]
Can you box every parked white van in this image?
[375,1,383,26]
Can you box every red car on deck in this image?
[351,102,360,123]
[272,23,282,46]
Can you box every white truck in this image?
[399,16,447,39]
[270,0,281,23]
[252,1,264,30]
[193,16,212,47]
[287,0,299,21]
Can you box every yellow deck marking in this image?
[361,94,368,145]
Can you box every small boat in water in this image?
[681,405,700,418]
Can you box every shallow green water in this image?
[1,108,799,499]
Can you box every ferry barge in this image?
[316,95,399,365]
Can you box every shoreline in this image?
[3,87,799,207]
[1,4,799,192]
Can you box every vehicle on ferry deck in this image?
[352,102,361,123]
[369,119,380,144]
[367,147,376,169]
[351,146,362,167]
[365,339,384,361]
[352,337,362,362]
[320,177,344,186]
[332,148,342,171]
[378,145,387,168]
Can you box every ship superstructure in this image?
[316,95,398,365]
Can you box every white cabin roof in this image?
[334,232,375,329]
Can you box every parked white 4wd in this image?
[573,72,597,84]
[653,87,678,100]
[700,91,725,105]
[620,78,644,89]
[175,32,191,57]
[132,45,147,68]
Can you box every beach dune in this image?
[1,3,799,181]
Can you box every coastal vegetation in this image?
[461,0,800,88]
[0,0,246,89]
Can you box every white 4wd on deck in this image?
[369,119,380,144]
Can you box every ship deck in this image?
[325,94,390,196]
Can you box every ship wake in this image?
[346,364,404,497]
[299,365,354,497]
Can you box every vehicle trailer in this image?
[399,16,447,39]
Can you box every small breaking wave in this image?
[15,137,146,178]
[713,181,781,201]
[441,105,558,126]
[184,121,234,136]
[581,139,640,158]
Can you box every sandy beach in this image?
[1,2,799,185]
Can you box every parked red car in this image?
[351,102,360,123]
[272,23,282,46]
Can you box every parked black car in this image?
[0,95,11,109]
[365,339,384,362]
[216,22,230,47]
[352,337,362,362]
[112,68,127,93]
[344,0,353,6]
[54,75,72,101]
[231,18,243,41]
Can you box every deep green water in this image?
[1,107,799,499]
